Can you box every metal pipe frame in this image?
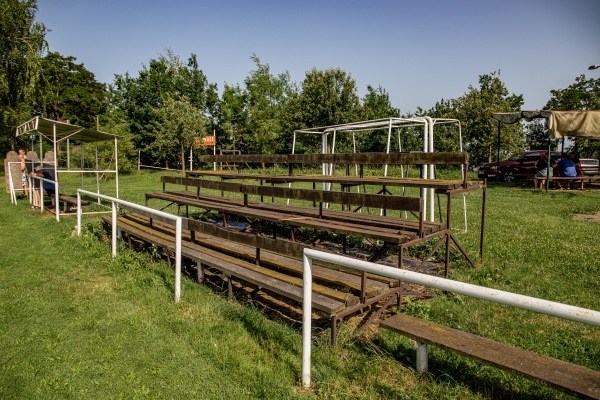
[301,248,600,388]
[76,189,183,302]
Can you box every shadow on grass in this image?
[370,334,571,400]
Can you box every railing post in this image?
[111,201,117,258]
[302,251,313,388]
[416,342,428,372]
[175,217,182,303]
[77,191,82,236]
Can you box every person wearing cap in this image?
[31,165,55,208]
[534,153,552,189]
[556,153,577,189]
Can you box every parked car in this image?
[580,158,600,174]
[477,151,560,182]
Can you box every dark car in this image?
[581,158,600,174]
[477,151,560,182]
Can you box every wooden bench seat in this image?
[380,313,600,399]
[534,175,600,188]
[59,194,90,212]
[148,189,441,236]
[123,213,395,298]
[105,214,353,314]
[146,190,422,244]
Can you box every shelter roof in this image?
[294,117,429,135]
[491,110,600,139]
[16,116,121,143]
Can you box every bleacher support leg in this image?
[416,341,428,372]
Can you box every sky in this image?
[36,0,600,115]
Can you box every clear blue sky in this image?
[37,0,600,115]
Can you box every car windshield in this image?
[507,153,523,161]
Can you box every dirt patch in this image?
[573,211,600,223]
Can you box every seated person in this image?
[534,153,552,189]
[569,152,584,189]
[556,153,577,189]
[32,166,57,207]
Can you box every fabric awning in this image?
[491,110,600,139]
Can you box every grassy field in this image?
[0,169,598,399]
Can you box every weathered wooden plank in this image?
[186,170,475,190]
[146,191,423,242]
[108,216,347,313]
[125,213,390,297]
[162,175,423,212]
[197,152,469,166]
[380,313,600,399]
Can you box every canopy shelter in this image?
[292,117,467,227]
[491,110,600,188]
[14,116,122,221]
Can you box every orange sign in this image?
[202,135,216,146]
[193,136,202,147]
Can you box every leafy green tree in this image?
[34,52,106,127]
[524,119,559,151]
[357,86,401,152]
[217,83,247,151]
[544,74,600,158]
[0,0,46,152]
[361,85,400,120]
[112,49,217,165]
[288,68,361,153]
[453,71,524,165]
[152,94,206,174]
[243,55,294,154]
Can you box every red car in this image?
[477,151,561,182]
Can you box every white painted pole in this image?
[175,217,182,303]
[111,201,117,258]
[77,189,183,302]
[114,138,119,198]
[427,117,435,222]
[299,247,600,386]
[95,143,100,204]
[301,251,313,388]
[77,191,82,235]
[384,119,392,177]
[421,122,428,218]
[213,130,217,172]
[53,123,59,221]
[304,249,600,325]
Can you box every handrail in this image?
[29,174,60,221]
[76,189,183,302]
[301,248,600,388]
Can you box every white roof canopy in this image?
[16,116,121,143]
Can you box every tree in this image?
[361,85,399,120]
[152,94,206,174]
[545,75,600,158]
[357,86,401,152]
[243,55,294,154]
[289,68,361,153]
[453,71,524,165]
[0,0,47,152]
[112,49,217,165]
[34,52,106,127]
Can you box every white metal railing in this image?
[29,174,60,221]
[76,189,183,302]
[301,248,600,388]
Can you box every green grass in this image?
[1,170,598,399]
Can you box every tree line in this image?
[2,0,599,173]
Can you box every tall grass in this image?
[1,170,598,399]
